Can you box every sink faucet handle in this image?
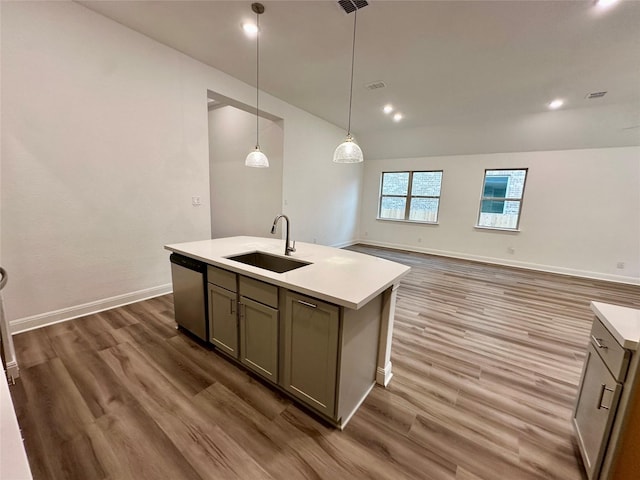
[290,240,296,253]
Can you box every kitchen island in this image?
[165,236,410,428]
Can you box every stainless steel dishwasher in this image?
[169,253,208,341]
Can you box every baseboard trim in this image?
[357,240,639,286]
[5,360,19,383]
[329,239,359,249]
[376,362,394,387]
[10,284,173,334]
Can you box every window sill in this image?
[474,225,520,233]
[377,217,439,226]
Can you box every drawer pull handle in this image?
[297,300,317,309]
[592,335,608,350]
[597,383,615,410]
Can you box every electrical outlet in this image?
[507,247,515,254]
[364,231,368,237]
[191,196,201,206]
[616,262,625,270]
[417,237,422,243]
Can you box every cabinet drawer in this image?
[239,276,278,308]
[207,265,237,292]
[590,317,630,382]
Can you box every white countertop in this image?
[591,301,640,351]
[165,237,410,310]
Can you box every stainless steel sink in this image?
[225,251,311,273]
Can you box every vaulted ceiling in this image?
[78,1,640,159]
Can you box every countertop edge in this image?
[591,301,640,351]
[164,241,410,310]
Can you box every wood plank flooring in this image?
[9,246,640,480]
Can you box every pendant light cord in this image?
[255,11,260,149]
[347,9,357,136]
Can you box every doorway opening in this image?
[207,90,284,239]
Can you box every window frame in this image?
[476,168,528,231]
[378,170,443,224]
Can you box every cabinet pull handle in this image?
[229,298,235,315]
[591,335,608,350]
[297,300,317,309]
[597,383,615,410]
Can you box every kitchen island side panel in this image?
[337,293,382,425]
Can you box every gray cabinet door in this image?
[208,284,238,358]
[573,344,622,479]
[282,292,340,419]
[239,296,279,383]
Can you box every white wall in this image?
[360,147,640,283]
[208,106,283,239]
[1,1,361,331]
[282,121,363,248]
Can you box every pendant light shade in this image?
[245,3,269,168]
[334,6,363,163]
[245,146,269,168]
[333,134,363,163]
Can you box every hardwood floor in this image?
[10,246,640,479]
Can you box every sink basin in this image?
[225,251,311,273]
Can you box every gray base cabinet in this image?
[282,292,339,419]
[207,266,239,359]
[281,290,382,427]
[240,296,279,382]
[203,264,384,428]
[208,284,238,358]
[574,343,623,478]
[238,275,280,383]
[573,303,640,480]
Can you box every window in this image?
[477,169,528,230]
[379,171,443,223]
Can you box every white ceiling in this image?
[78,0,640,159]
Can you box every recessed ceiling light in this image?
[242,23,259,36]
[595,0,619,8]
[393,113,403,122]
[383,104,393,114]
[548,99,564,110]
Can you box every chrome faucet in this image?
[270,214,296,256]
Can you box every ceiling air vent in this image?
[338,0,369,14]
[365,81,386,90]
[586,91,607,99]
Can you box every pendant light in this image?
[245,3,269,168]
[333,6,363,163]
